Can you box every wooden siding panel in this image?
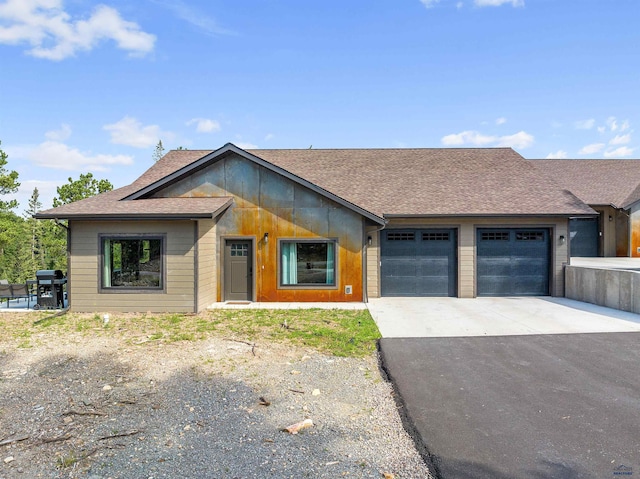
[69,221,196,312]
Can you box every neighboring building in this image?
[36,144,594,312]
[531,160,640,258]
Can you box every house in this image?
[36,143,595,313]
[531,160,640,257]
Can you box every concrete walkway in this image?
[367,297,640,337]
[208,302,367,310]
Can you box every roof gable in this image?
[126,143,386,225]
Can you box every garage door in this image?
[477,228,550,296]
[381,229,457,297]
[569,218,599,257]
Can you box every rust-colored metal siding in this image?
[156,153,364,302]
[631,203,640,257]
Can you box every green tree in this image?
[53,173,113,207]
[23,188,45,275]
[153,140,165,162]
[0,140,20,212]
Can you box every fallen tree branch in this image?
[0,434,29,446]
[224,338,257,356]
[62,409,107,417]
[37,434,72,445]
[98,429,141,441]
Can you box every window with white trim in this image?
[280,241,336,286]
[102,236,163,289]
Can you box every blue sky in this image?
[1,0,639,211]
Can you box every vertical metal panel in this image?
[569,218,599,257]
[162,152,363,302]
[381,229,457,297]
[477,228,549,296]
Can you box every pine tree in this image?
[153,140,165,162]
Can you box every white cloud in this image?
[609,133,632,146]
[574,119,595,130]
[45,123,72,141]
[496,131,534,149]
[546,150,568,159]
[620,120,631,132]
[604,146,635,158]
[420,0,441,7]
[0,0,155,60]
[441,130,534,149]
[474,0,524,6]
[578,143,605,155]
[151,0,235,36]
[441,130,496,146]
[186,118,220,133]
[496,117,507,125]
[235,142,258,149]
[606,116,618,132]
[26,141,133,171]
[597,126,606,134]
[104,116,173,148]
[264,133,274,141]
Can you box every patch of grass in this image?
[56,451,78,469]
[0,308,381,357]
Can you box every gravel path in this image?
[0,334,432,478]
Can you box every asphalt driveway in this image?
[371,298,640,478]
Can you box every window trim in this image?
[99,234,167,294]
[277,238,339,290]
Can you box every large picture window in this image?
[102,236,163,289]
[280,241,336,287]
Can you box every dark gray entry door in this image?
[381,229,457,297]
[569,218,599,257]
[477,228,549,296]
[224,240,252,301]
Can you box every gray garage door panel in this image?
[477,228,550,296]
[570,218,599,257]
[381,229,457,297]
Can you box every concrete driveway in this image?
[371,298,640,478]
[367,297,640,337]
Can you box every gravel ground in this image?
[0,331,432,479]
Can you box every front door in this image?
[224,240,253,301]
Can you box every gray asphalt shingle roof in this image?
[532,159,640,208]
[37,144,595,220]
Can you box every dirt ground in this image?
[0,314,431,479]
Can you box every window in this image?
[481,232,509,241]
[387,232,415,241]
[516,231,544,241]
[102,236,163,289]
[280,241,336,286]
[423,232,450,241]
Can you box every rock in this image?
[4,456,15,464]
[312,389,321,396]
[102,385,112,391]
[283,418,313,434]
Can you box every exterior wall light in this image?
[264,232,269,244]
[559,235,566,244]
[367,235,372,246]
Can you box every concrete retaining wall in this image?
[565,265,640,313]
